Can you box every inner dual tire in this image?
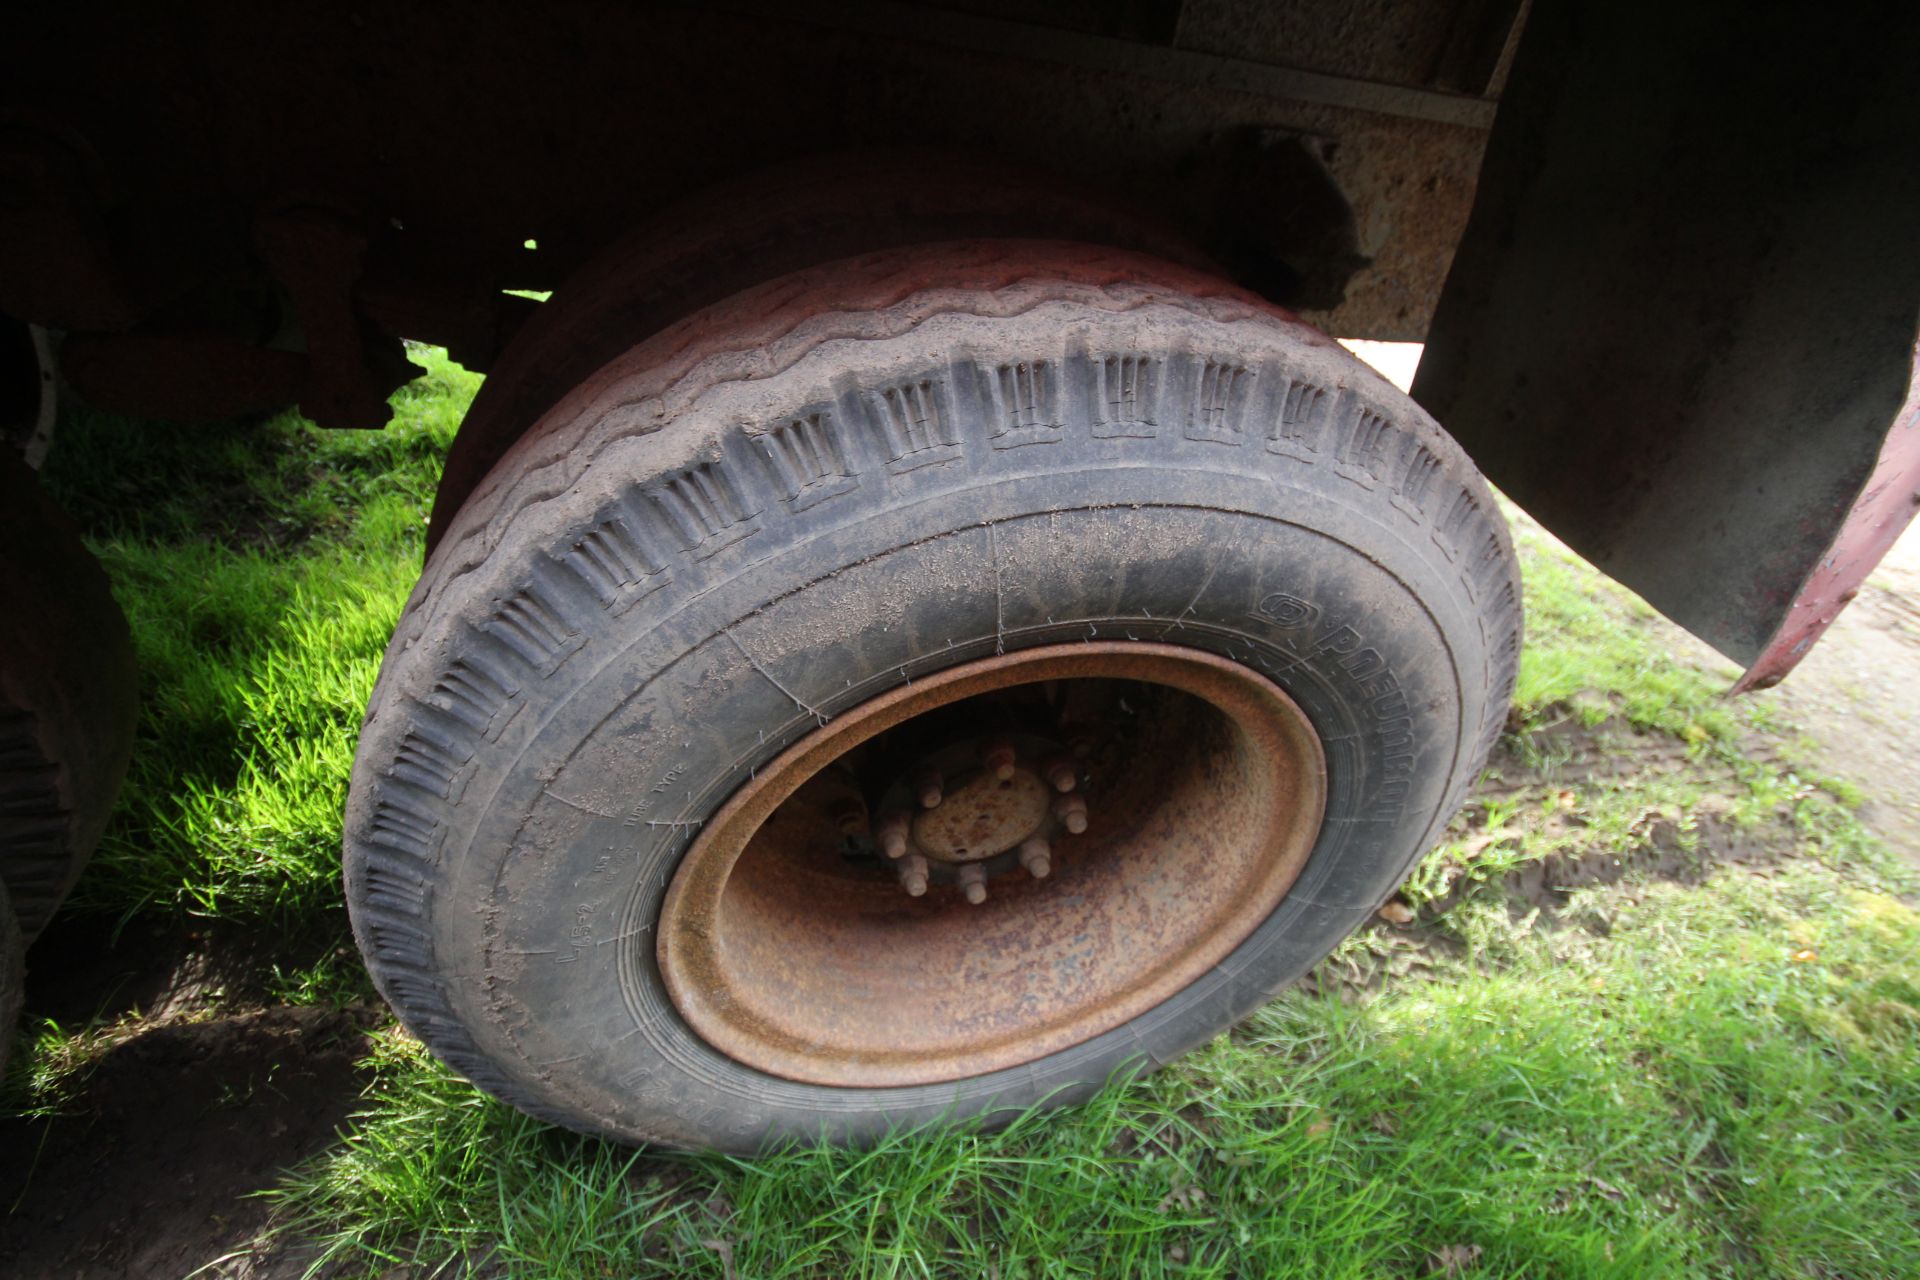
[345,241,1520,1151]
[1,447,139,946]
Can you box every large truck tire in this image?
[346,241,1520,1151]
[2,316,57,468]
[0,450,139,943]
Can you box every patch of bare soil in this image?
[1471,715,1798,895]
[1753,519,1920,869]
[1307,717,1806,995]
[0,921,379,1280]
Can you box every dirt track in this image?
[1754,519,1920,868]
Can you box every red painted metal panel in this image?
[1736,344,1920,692]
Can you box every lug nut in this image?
[1042,757,1077,793]
[829,795,869,837]
[982,739,1017,781]
[957,862,989,905]
[914,766,944,809]
[1018,836,1052,879]
[876,809,911,859]
[1054,793,1089,835]
[897,853,929,897]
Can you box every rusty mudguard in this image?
[1415,0,1920,688]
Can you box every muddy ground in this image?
[0,920,381,1279]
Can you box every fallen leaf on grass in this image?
[1459,830,1506,859]
[1547,1175,1629,1213]
[700,1238,738,1280]
[1425,1242,1484,1275]
[1377,900,1415,925]
[1156,1182,1207,1213]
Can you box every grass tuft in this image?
[38,349,476,926]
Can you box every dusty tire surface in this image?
[426,155,1208,549]
[347,242,1520,1150]
[0,450,139,943]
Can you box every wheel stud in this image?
[876,809,911,859]
[982,738,1017,781]
[1018,836,1051,879]
[897,854,930,897]
[1042,757,1077,793]
[957,862,988,904]
[829,794,869,837]
[1054,793,1089,835]
[914,766,944,809]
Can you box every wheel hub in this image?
[872,734,1081,903]
[910,764,1049,863]
[657,643,1327,1088]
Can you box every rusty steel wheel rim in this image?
[657,642,1328,1087]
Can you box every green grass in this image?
[265,862,1919,1279]
[1506,519,1741,741]
[37,348,475,926]
[14,353,1920,1277]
